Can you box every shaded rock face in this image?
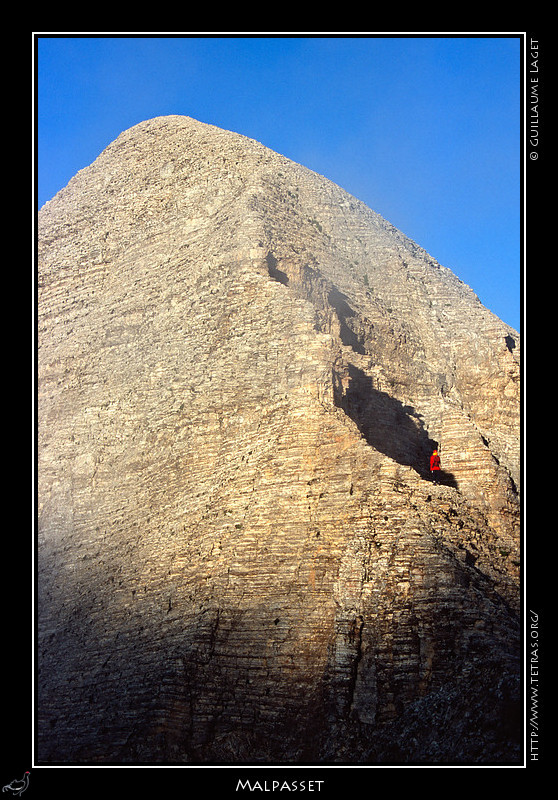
[37,116,521,764]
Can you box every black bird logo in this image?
[2,773,30,796]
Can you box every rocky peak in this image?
[37,116,521,764]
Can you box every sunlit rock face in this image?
[37,116,521,764]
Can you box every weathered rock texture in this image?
[37,116,521,764]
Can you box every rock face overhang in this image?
[37,115,521,764]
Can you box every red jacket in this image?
[430,452,441,471]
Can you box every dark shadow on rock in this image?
[430,470,459,489]
[327,288,366,354]
[335,363,458,488]
[266,252,289,286]
[505,334,516,354]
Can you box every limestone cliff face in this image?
[37,116,521,764]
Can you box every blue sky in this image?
[36,35,522,331]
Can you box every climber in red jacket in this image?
[430,449,441,483]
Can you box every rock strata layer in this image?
[37,115,521,764]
